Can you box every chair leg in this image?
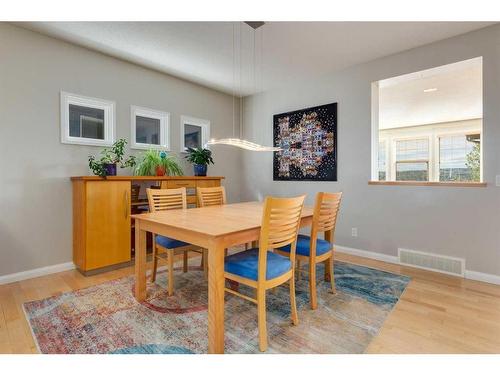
[167,250,174,296]
[151,245,159,283]
[329,252,336,294]
[183,251,188,273]
[296,259,301,281]
[257,288,268,352]
[324,257,331,282]
[309,261,317,310]
[289,275,299,325]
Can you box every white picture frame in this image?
[180,115,210,152]
[130,105,170,150]
[60,91,116,147]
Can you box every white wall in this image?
[0,23,242,276]
[241,24,500,276]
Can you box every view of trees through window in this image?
[439,134,480,182]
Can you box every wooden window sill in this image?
[368,181,487,187]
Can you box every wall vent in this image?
[398,248,465,277]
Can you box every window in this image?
[378,140,387,181]
[60,92,115,146]
[371,57,483,183]
[395,138,429,181]
[180,115,210,151]
[439,134,481,182]
[131,106,169,150]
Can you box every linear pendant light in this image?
[207,22,281,152]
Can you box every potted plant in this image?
[134,149,183,176]
[88,139,136,177]
[184,147,214,176]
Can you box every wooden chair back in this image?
[312,192,342,239]
[258,195,306,282]
[146,187,187,212]
[197,186,227,207]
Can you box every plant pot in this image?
[155,166,166,176]
[193,164,207,176]
[104,163,117,176]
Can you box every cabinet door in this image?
[85,181,131,270]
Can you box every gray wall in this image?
[242,25,500,276]
[0,23,242,276]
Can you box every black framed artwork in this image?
[273,102,337,181]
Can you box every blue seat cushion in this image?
[156,235,189,249]
[224,248,292,281]
[279,234,332,257]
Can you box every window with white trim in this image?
[180,115,210,152]
[131,106,170,150]
[60,91,115,146]
[439,133,481,182]
[378,140,387,181]
[395,138,430,181]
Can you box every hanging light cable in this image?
[207,21,281,152]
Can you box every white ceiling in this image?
[379,57,482,129]
[19,22,494,97]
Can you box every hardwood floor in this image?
[1,252,499,354]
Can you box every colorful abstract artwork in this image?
[274,103,337,181]
[23,253,409,354]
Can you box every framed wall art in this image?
[273,102,337,181]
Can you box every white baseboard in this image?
[0,262,75,285]
[335,245,400,265]
[336,244,500,286]
[464,270,500,286]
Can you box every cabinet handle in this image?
[124,191,129,219]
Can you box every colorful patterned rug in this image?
[23,259,410,354]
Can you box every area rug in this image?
[23,260,410,354]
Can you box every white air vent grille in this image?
[398,248,465,277]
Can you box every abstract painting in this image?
[273,103,337,181]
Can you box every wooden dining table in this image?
[132,201,314,354]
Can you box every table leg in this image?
[207,238,225,354]
[134,220,147,301]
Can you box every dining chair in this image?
[197,186,227,207]
[197,186,236,258]
[224,195,306,352]
[147,187,203,296]
[276,192,342,310]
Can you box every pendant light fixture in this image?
[207,22,281,152]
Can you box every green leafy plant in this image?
[134,149,183,176]
[466,142,481,182]
[184,147,214,166]
[88,139,136,177]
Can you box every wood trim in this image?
[368,181,487,187]
[71,176,224,181]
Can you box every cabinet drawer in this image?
[196,180,220,188]
[165,180,196,189]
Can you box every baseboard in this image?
[335,245,400,265]
[0,262,75,285]
[336,244,500,286]
[465,270,500,286]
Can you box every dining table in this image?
[132,200,314,354]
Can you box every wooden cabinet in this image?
[71,176,224,274]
